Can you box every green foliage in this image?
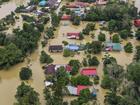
[69,60,81,75]
[134,46,140,61]
[62,41,68,46]
[127,62,140,86]
[63,49,72,57]
[101,75,112,89]
[36,24,44,32]
[88,56,99,66]
[135,29,140,40]
[0,43,23,69]
[82,23,95,35]
[19,67,32,80]
[40,51,53,64]
[15,82,40,105]
[86,41,102,54]
[56,66,69,86]
[51,13,60,27]
[112,34,120,43]
[45,27,54,39]
[0,33,6,45]
[71,75,92,86]
[124,42,133,53]
[119,29,129,39]
[98,32,106,42]
[82,58,88,67]
[79,32,84,40]
[13,23,41,54]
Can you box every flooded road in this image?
[0,0,29,19]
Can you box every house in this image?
[44,64,72,75]
[67,85,89,95]
[39,0,47,6]
[67,32,80,39]
[44,64,56,75]
[65,44,80,51]
[61,15,71,20]
[77,85,89,95]
[49,45,63,52]
[81,68,97,76]
[66,86,77,95]
[134,19,140,27]
[66,2,89,8]
[105,43,122,51]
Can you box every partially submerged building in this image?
[67,32,80,39]
[134,19,140,27]
[65,44,80,51]
[81,68,97,76]
[105,43,122,51]
[61,15,71,20]
[49,45,63,53]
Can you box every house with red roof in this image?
[67,32,80,39]
[134,19,140,27]
[61,15,71,20]
[77,85,89,95]
[81,68,97,76]
[67,85,89,95]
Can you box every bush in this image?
[19,67,32,80]
[98,32,106,42]
[88,56,99,66]
[40,51,53,64]
[124,42,133,53]
[112,34,120,43]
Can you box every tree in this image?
[19,67,32,80]
[119,29,129,39]
[86,41,102,54]
[15,82,40,105]
[71,75,91,86]
[101,75,112,89]
[134,46,140,61]
[82,23,95,35]
[127,62,140,86]
[36,24,44,32]
[56,66,69,86]
[82,58,88,67]
[102,53,117,67]
[112,34,120,43]
[98,32,106,42]
[88,56,99,66]
[124,42,133,53]
[51,13,60,27]
[40,51,53,64]
[0,43,23,69]
[135,29,140,40]
[69,60,81,75]
[63,49,71,57]
[79,32,84,40]
[45,27,54,39]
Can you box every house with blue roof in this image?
[65,44,80,51]
[39,0,47,6]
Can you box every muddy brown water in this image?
[0,1,140,105]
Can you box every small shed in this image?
[81,68,97,76]
[65,44,80,51]
[67,32,80,39]
[105,43,122,51]
[134,19,140,27]
[39,0,47,6]
[49,45,63,52]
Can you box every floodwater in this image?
[0,0,29,19]
[0,1,139,105]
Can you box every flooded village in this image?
[0,0,140,105]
